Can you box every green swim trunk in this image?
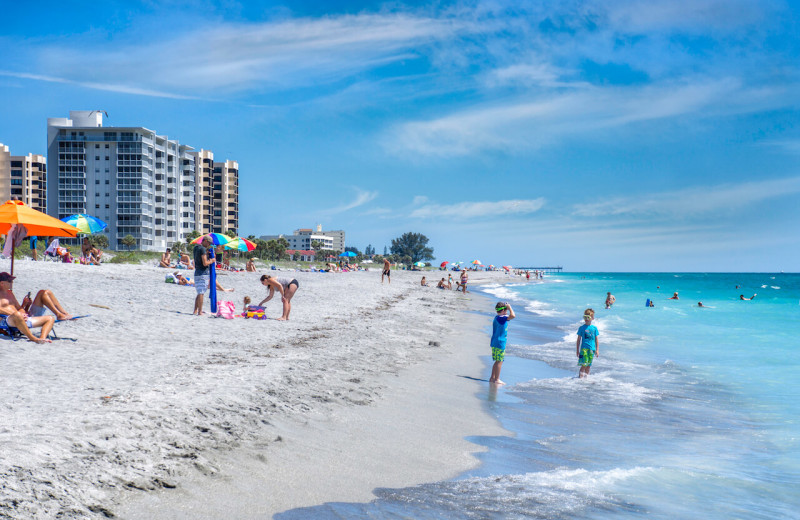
[578,347,594,367]
[491,347,505,362]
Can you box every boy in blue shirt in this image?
[489,301,515,385]
[577,308,599,378]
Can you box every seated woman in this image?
[159,248,172,268]
[177,252,193,269]
[421,276,428,286]
[81,238,94,263]
[246,258,257,272]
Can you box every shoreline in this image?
[116,297,508,518]
[0,259,516,519]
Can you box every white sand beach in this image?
[0,259,511,519]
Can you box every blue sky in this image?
[1,0,799,271]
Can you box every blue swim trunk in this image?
[578,347,594,367]
[491,346,505,362]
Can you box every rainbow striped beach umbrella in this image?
[60,213,107,234]
[224,237,256,252]
[191,233,231,246]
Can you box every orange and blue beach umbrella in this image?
[60,213,107,234]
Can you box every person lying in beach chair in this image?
[0,272,55,343]
[43,238,60,261]
[21,287,73,321]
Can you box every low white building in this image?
[261,225,343,252]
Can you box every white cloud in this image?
[762,140,800,155]
[321,188,378,215]
[571,176,800,218]
[29,13,474,96]
[409,198,545,219]
[386,78,798,156]
[602,0,774,33]
[0,70,199,100]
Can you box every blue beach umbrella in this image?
[60,213,107,234]
[339,251,357,257]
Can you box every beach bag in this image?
[245,306,266,320]
[165,274,176,284]
[216,301,236,319]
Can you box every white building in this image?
[47,111,197,251]
[260,225,345,252]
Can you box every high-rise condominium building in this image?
[192,149,239,235]
[46,111,236,251]
[0,143,47,212]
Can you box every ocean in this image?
[277,273,800,519]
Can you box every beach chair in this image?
[0,314,58,341]
[43,239,60,262]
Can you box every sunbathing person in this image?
[0,272,55,343]
[216,281,234,292]
[173,272,193,286]
[160,248,172,268]
[22,287,72,321]
[246,258,257,272]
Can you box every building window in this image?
[95,144,100,149]
[95,156,100,160]
[96,180,100,184]
[105,180,109,184]
[96,204,100,209]
[105,204,109,209]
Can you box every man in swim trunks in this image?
[382,258,391,284]
[259,275,299,320]
[30,236,38,261]
[605,292,616,308]
[0,272,54,343]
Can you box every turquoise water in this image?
[280,273,800,519]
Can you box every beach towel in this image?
[216,300,236,319]
[2,224,28,258]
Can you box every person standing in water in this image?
[577,308,599,378]
[489,301,515,385]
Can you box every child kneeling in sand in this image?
[576,308,599,378]
[489,301,515,385]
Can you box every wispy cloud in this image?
[0,70,199,100]
[320,188,378,215]
[386,78,798,156]
[762,139,800,155]
[21,13,474,97]
[571,176,800,218]
[409,197,546,219]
